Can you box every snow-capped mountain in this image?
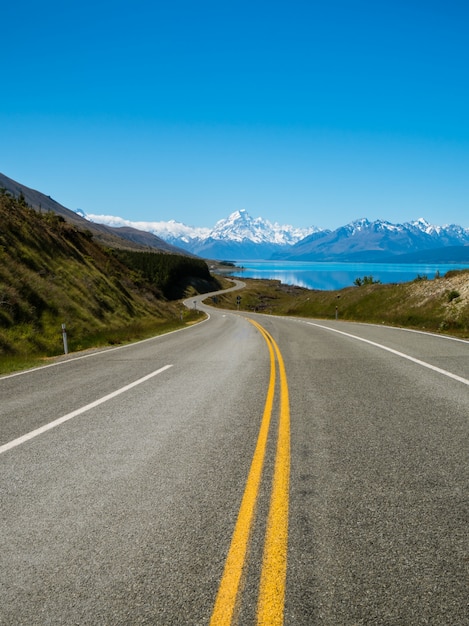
[276,217,469,262]
[84,209,318,260]
[81,208,469,262]
[208,210,316,245]
[186,210,319,259]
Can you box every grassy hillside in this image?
[0,192,220,372]
[213,271,469,337]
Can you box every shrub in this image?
[444,269,469,279]
[447,290,460,302]
[354,275,381,286]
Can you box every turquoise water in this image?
[229,261,469,291]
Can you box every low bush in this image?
[447,290,460,302]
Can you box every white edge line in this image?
[0,364,173,455]
[282,315,469,345]
[329,319,469,344]
[304,321,469,386]
[0,316,209,380]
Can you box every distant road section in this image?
[1,286,468,624]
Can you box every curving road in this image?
[1,284,468,625]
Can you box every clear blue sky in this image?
[2,0,468,229]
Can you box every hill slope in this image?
[0,192,219,364]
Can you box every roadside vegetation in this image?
[211,270,469,338]
[112,249,214,299]
[0,191,221,374]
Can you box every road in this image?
[1,285,468,625]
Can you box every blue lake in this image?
[228,261,469,291]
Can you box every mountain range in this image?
[276,217,469,263]
[84,208,469,263]
[2,172,469,263]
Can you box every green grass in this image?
[0,310,205,375]
[0,355,48,376]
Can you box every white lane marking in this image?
[305,321,469,386]
[0,364,173,455]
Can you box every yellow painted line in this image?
[210,322,276,625]
[210,319,291,625]
[256,326,290,625]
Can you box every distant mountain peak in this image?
[209,209,317,245]
[231,208,249,219]
[351,217,371,227]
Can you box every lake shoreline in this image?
[225,260,469,291]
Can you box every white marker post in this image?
[62,323,68,354]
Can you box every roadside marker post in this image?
[62,323,68,355]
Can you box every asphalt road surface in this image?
[1,286,468,625]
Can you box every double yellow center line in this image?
[210,319,291,625]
